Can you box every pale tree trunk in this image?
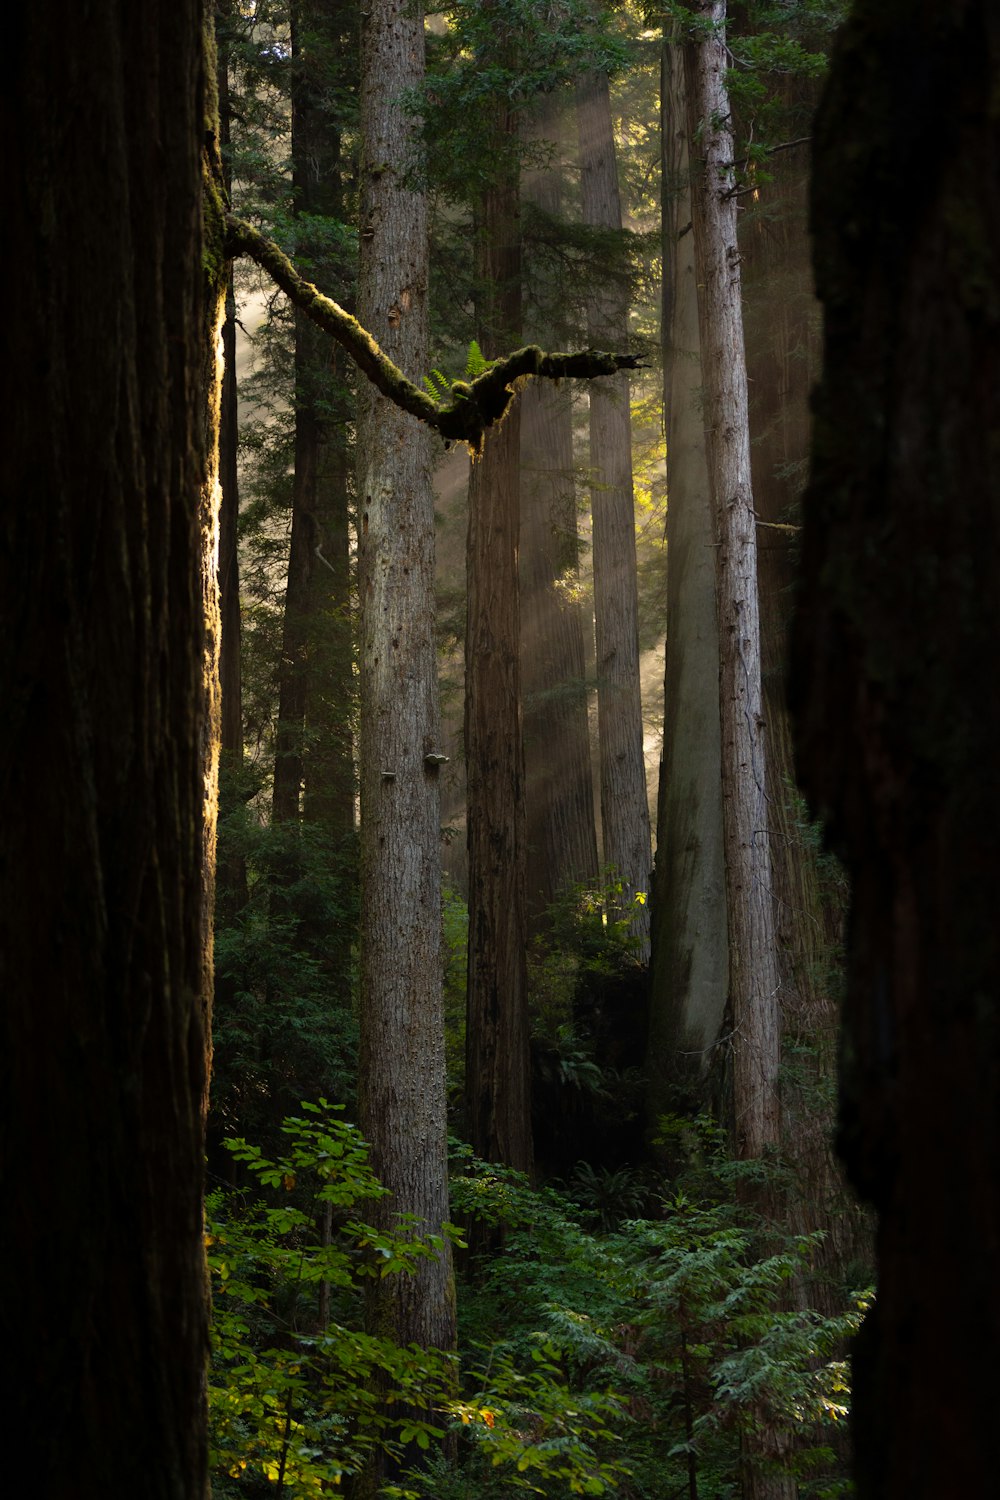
[356,0,455,1445]
[2,3,224,1493]
[577,69,652,956]
[795,3,1000,1492]
[684,7,790,1494]
[465,65,534,1170]
[647,37,728,1119]
[520,102,598,928]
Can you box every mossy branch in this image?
[224,211,642,451]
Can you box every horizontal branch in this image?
[224,212,642,451]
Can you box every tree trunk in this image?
[273,0,355,832]
[356,0,455,1428]
[794,3,1000,1493]
[685,9,790,1494]
[464,22,533,1173]
[577,69,652,956]
[2,4,224,1494]
[520,102,598,929]
[521,377,600,924]
[648,36,728,1118]
[684,4,781,1167]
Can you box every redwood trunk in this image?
[465,108,534,1171]
[577,70,652,955]
[794,3,1000,1492]
[357,0,455,1371]
[2,4,223,1494]
[648,37,728,1115]
[683,11,781,1165]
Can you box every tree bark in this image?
[794,3,1000,1493]
[464,68,534,1171]
[685,9,790,1494]
[684,5,781,1167]
[1,4,224,1494]
[520,102,599,930]
[273,0,355,832]
[648,36,729,1116]
[356,0,456,1426]
[577,69,652,957]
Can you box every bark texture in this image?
[1,4,222,1494]
[578,69,652,956]
[684,11,781,1165]
[357,0,455,1370]
[273,0,355,833]
[794,3,1000,1493]
[648,39,729,1114]
[465,47,534,1172]
[520,105,599,928]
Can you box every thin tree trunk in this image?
[577,69,652,957]
[356,0,456,1476]
[465,101,534,1170]
[648,36,728,1117]
[2,4,224,1493]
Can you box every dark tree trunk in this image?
[2,4,223,1495]
[520,103,598,930]
[464,24,533,1173]
[794,4,1000,1494]
[273,0,355,833]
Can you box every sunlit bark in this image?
[648,37,728,1116]
[577,69,652,957]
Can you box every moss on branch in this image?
[224,212,641,452]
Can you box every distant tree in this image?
[794,1,1000,1493]
[647,31,728,1114]
[577,66,653,956]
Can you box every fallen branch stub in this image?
[224,211,642,452]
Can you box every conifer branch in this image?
[224,211,641,451]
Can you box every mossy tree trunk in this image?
[794,2,1000,1493]
[2,3,225,1494]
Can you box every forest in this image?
[3,2,998,1499]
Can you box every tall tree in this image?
[684,0,781,1169]
[685,7,789,1493]
[520,104,599,928]
[794,1,1000,1492]
[577,67,652,956]
[647,33,728,1115]
[356,0,456,1418]
[2,2,225,1492]
[464,2,534,1173]
[273,0,355,834]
